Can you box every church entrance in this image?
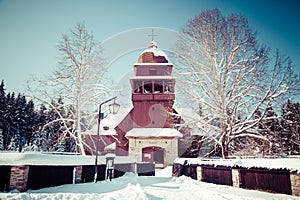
[142,146,165,168]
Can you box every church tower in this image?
[126,40,182,168]
[130,40,175,128]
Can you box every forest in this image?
[0,80,77,152]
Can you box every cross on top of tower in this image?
[148,29,158,41]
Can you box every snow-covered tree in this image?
[174,9,300,158]
[29,23,111,154]
[3,92,16,150]
[281,99,300,155]
[0,80,5,132]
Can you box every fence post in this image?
[73,166,82,184]
[197,165,202,181]
[9,165,29,192]
[290,172,300,196]
[232,168,241,188]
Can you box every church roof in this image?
[130,76,175,80]
[125,128,183,138]
[138,40,168,63]
[81,107,133,136]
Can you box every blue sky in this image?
[0,0,299,94]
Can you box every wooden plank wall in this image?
[201,165,232,186]
[240,168,292,195]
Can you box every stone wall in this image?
[290,172,300,196]
[128,137,178,166]
[9,166,29,192]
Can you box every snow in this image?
[130,76,175,80]
[81,107,132,136]
[104,142,116,150]
[174,157,300,172]
[134,63,174,66]
[0,152,137,166]
[126,128,183,138]
[139,41,169,61]
[1,171,299,200]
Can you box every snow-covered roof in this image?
[126,128,183,138]
[138,40,169,63]
[82,107,132,136]
[174,157,300,172]
[130,76,175,80]
[104,142,116,150]
[140,41,169,60]
[134,63,173,66]
[0,152,137,166]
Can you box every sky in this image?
[0,0,299,98]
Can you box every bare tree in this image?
[174,9,300,158]
[29,23,112,154]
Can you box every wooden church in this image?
[83,39,200,168]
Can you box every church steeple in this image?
[137,40,168,63]
[130,40,175,128]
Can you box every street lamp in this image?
[94,96,120,183]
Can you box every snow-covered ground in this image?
[1,166,299,200]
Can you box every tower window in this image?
[154,81,163,93]
[144,81,152,93]
[164,80,174,93]
[134,81,143,93]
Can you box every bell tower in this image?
[130,40,175,128]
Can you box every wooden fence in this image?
[239,167,292,194]
[173,163,299,196]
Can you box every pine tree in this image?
[263,105,282,156]
[30,104,47,150]
[281,99,300,155]
[25,100,37,146]
[0,80,6,132]
[14,94,29,152]
[3,92,16,150]
[0,80,6,150]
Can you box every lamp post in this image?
[94,96,120,183]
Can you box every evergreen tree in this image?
[263,105,282,156]
[30,104,47,150]
[14,94,29,152]
[0,80,6,132]
[25,100,37,146]
[281,99,300,155]
[3,92,16,150]
[0,81,6,150]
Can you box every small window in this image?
[134,81,142,93]
[154,81,163,93]
[164,80,174,93]
[144,81,152,93]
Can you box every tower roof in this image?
[138,40,168,63]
